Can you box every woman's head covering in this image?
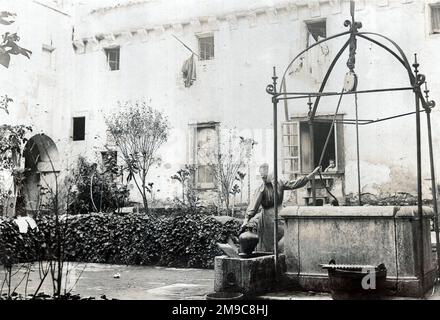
[259,163,269,175]
[266,171,274,181]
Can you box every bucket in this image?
[205,292,244,300]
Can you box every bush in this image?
[67,156,130,215]
[157,213,240,268]
[0,212,241,269]
[0,218,45,267]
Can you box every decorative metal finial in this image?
[266,66,278,96]
[413,53,419,74]
[272,66,278,84]
[424,82,429,100]
[412,53,427,90]
[423,81,436,111]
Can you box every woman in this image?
[240,163,321,252]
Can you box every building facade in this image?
[1,0,440,210]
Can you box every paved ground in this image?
[3,263,215,300]
[3,262,440,300]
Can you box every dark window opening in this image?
[198,36,214,61]
[105,47,120,71]
[292,119,343,173]
[299,120,337,207]
[305,19,326,47]
[73,117,85,141]
[312,121,335,170]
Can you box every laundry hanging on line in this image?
[182,53,196,88]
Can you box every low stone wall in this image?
[280,206,436,297]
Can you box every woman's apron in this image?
[254,205,285,253]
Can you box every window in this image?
[73,117,85,141]
[105,47,120,71]
[305,19,326,47]
[195,125,216,187]
[282,122,300,173]
[188,123,218,189]
[198,35,214,61]
[283,116,344,174]
[431,4,440,34]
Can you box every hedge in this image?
[0,212,241,269]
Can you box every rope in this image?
[314,88,346,206]
[355,92,362,205]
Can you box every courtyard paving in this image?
[4,263,214,300]
[3,262,440,300]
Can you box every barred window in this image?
[105,47,120,71]
[198,35,214,61]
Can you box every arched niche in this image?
[22,134,60,212]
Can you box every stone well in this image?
[280,205,436,297]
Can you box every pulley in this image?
[343,71,358,92]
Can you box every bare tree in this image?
[105,101,170,214]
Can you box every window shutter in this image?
[335,120,345,172]
[282,121,300,174]
[432,6,440,33]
